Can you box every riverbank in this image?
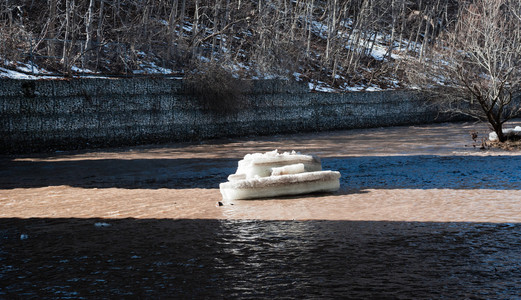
[1,78,461,154]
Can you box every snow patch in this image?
[71,66,96,74]
[309,81,337,93]
[489,126,521,142]
[342,85,365,92]
[133,60,173,75]
[365,86,383,92]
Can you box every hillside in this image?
[0,0,457,91]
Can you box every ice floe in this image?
[220,150,340,200]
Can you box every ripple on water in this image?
[2,121,521,297]
[2,219,520,298]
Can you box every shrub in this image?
[183,62,251,114]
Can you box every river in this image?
[1,121,521,298]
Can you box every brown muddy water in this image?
[2,121,521,298]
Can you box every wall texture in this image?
[0,78,451,153]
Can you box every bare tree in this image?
[62,0,75,70]
[0,0,456,87]
[84,0,96,63]
[407,0,521,142]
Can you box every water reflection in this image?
[1,218,520,298]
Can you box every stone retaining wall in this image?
[0,78,449,153]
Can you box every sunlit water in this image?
[1,121,521,298]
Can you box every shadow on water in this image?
[0,158,238,189]
[2,155,521,190]
[1,218,520,298]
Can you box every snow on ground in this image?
[0,56,399,92]
[293,72,303,81]
[133,61,174,75]
[0,67,59,80]
[12,61,50,75]
[0,18,414,91]
[311,18,408,62]
[71,66,96,74]
[0,67,40,79]
[310,21,329,39]
[309,81,338,92]
[311,80,386,92]
[0,59,59,79]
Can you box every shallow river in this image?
[1,121,521,298]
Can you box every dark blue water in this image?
[3,155,521,191]
[323,155,521,191]
[2,122,521,298]
[1,218,521,299]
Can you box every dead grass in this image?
[487,140,521,151]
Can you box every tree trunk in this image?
[84,0,96,65]
[306,0,314,57]
[167,0,179,60]
[494,123,506,142]
[62,0,73,71]
[47,0,57,58]
[95,0,105,71]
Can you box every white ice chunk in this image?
[220,150,340,200]
[236,150,321,179]
[220,171,341,201]
[271,163,305,176]
[228,173,247,181]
